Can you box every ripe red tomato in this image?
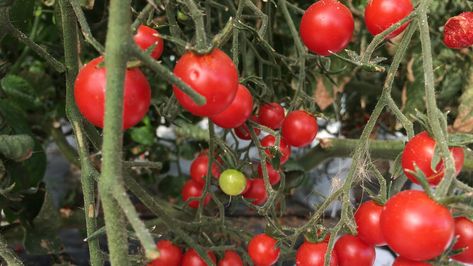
[334,235,375,266]
[218,250,243,266]
[364,0,413,38]
[401,131,464,186]
[147,240,182,266]
[181,179,211,208]
[74,56,151,129]
[234,116,260,140]
[451,217,473,264]
[444,12,473,49]
[261,135,291,164]
[133,25,164,59]
[258,103,285,130]
[173,48,239,117]
[281,111,318,148]
[248,234,280,266]
[380,190,454,261]
[210,84,253,129]
[354,200,386,246]
[392,257,432,266]
[296,242,338,266]
[300,0,354,56]
[242,178,268,206]
[190,154,220,185]
[257,162,281,185]
[182,249,217,266]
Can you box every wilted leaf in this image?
[0,134,34,161]
[313,76,348,111]
[453,71,473,133]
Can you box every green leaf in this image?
[0,159,5,179]
[158,175,187,198]
[1,75,40,109]
[130,126,155,146]
[0,134,34,161]
[403,56,426,117]
[6,141,46,191]
[448,133,473,146]
[283,160,306,190]
[0,100,31,134]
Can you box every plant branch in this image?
[68,0,105,53]
[0,235,23,266]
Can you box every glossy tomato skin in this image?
[354,200,386,246]
[364,0,413,38]
[210,84,253,129]
[234,115,260,140]
[218,169,247,196]
[281,111,318,148]
[257,162,281,185]
[334,235,375,266]
[261,135,291,164]
[218,250,243,266]
[74,56,151,129]
[147,240,182,266]
[173,48,239,116]
[242,178,268,205]
[248,234,280,266]
[451,217,473,264]
[401,131,464,186]
[190,153,221,185]
[258,103,285,130]
[392,257,432,266]
[380,190,454,261]
[444,12,473,49]
[182,249,217,266]
[296,242,338,266]
[181,179,211,208]
[300,0,354,56]
[133,25,164,59]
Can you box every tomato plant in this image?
[443,12,473,49]
[281,110,318,148]
[147,240,182,266]
[182,249,217,266]
[181,179,211,208]
[210,84,253,129]
[190,153,221,185]
[261,135,291,165]
[257,162,281,185]
[451,217,473,264]
[334,235,375,266]
[295,242,338,266]
[133,25,164,59]
[364,0,413,38]
[74,56,151,129]
[354,200,386,246]
[218,169,247,196]
[392,257,432,266]
[258,102,285,130]
[242,178,268,205]
[217,250,243,266]
[248,234,280,266]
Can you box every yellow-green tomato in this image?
[219,169,247,196]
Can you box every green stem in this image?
[69,0,105,53]
[183,0,207,51]
[0,235,23,266]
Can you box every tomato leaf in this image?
[0,134,34,162]
[448,133,473,146]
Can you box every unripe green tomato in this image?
[219,169,247,196]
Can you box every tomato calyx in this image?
[303,226,330,244]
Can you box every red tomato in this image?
[300,0,354,56]
[364,0,413,38]
[181,179,211,208]
[133,25,164,59]
[392,257,432,266]
[190,154,221,185]
[380,190,454,261]
[334,235,375,266]
[261,135,291,164]
[451,217,473,264]
[354,200,386,246]
[218,250,243,266]
[242,178,268,206]
[147,240,182,266]
[281,111,318,148]
[182,249,217,266]
[248,234,280,266]
[210,84,253,129]
[74,56,151,129]
[258,103,285,130]
[257,162,281,185]
[296,242,338,266]
[242,178,252,194]
[234,116,261,140]
[444,12,473,49]
[401,131,464,186]
[173,49,239,117]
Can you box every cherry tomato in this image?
[444,12,473,49]
[364,0,413,38]
[147,240,182,266]
[281,111,318,148]
[380,190,454,261]
[173,48,239,117]
[219,169,247,196]
[257,162,281,185]
[258,102,285,130]
[133,25,164,59]
[210,84,253,129]
[354,200,386,246]
[242,178,268,205]
[392,257,432,266]
[218,250,243,266]
[181,179,211,208]
[296,242,338,266]
[451,217,473,264]
[190,153,221,185]
[182,249,217,266]
[234,116,261,140]
[248,234,280,266]
[334,235,375,266]
[242,178,252,194]
[261,135,291,165]
[300,0,354,56]
[401,131,464,186]
[74,56,151,129]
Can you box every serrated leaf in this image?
[448,133,473,146]
[0,134,34,161]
